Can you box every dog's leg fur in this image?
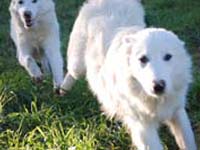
[61,73,76,92]
[17,42,42,81]
[166,108,197,150]
[42,34,63,89]
[61,15,87,92]
[40,55,50,74]
[124,117,163,150]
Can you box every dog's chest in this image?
[142,97,180,122]
[119,91,181,122]
[29,27,48,44]
[23,27,48,51]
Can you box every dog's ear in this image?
[121,35,135,68]
[122,35,136,45]
[9,0,16,13]
[122,26,143,44]
[9,0,21,21]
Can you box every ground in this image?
[0,0,200,149]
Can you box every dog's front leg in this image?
[42,35,63,89]
[166,108,197,150]
[17,43,43,83]
[125,118,163,150]
[40,55,50,74]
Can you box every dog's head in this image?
[124,28,192,98]
[9,0,54,29]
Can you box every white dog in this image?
[61,0,197,149]
[90,28,196,150]
[60,0,146,92]
[9,0,63,91]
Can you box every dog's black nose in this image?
[24,11,32,19]
[153,80,166,94]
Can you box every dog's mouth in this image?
[24,18,34,28]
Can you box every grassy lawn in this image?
[0,0,200,149]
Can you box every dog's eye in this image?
[139,55,149,64]
[164,54,172,61]
[32,0,37,3]
[18,0,24,4]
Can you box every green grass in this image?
[0,0,200,149]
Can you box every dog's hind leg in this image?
[166,108,197,150]
[60,53,86,94]
[60,14,87,94]
[60,73,76,93]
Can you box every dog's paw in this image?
[53,86,66,96]
[54,87,61,95]
[32,76,43,84]
[58,88,68,96]
[54,87,67,96]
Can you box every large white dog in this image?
[9,0,63,91]
[61,0,197,149]
[60,0,146,92]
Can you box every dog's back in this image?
[84,0,146,91]
[85,0,146,50]
[60,0,145,93]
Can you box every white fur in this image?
[9,0,63,88]
[94,28,196,150]
[61,0,145,91]
[61,0,196,149]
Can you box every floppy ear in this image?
[10,0,23,19]
[9,0,16,13]
[122,34,137,56]
[122,26,142,44]
[122,35,136,45]
[121,35,136,67]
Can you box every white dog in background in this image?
[60,0,196,149]
[9,0,63,91]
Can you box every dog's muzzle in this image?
[153,80,166,95]
[23,11,33,28]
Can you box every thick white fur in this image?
[9,0,63,88]
[61,0,196,149]
[92,28,196,150]
[61,0,146,91]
